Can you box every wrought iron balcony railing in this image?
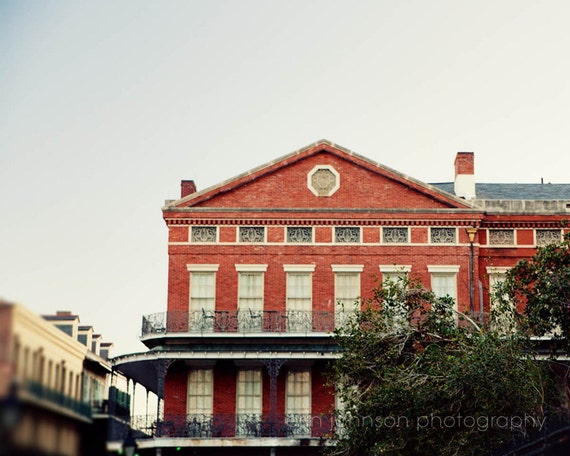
[108,413,335,441]
[141,310,354,338]
[23,380,91,418]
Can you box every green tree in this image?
[329,275,553,456]
[493,232,570,355]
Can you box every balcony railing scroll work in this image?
[108,413,336,441]
[141,309,354,337]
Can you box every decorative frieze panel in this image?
[430,227,456,244]
[488,229,514,246]
[191,226,217,243]
[286,227,313,243]
[536,229,562,246]
[239,227,265,243]
[382,227,409,243]
[335,227,360,243]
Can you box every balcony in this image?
[21,380,91,419]
[108,413,335,441]
[141,310,352,339]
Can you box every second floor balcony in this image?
[141,309,352,339]
[19,380,92,421]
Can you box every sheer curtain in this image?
[238,273,263,311]
[190,273,215,312]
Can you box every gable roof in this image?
[165,140,475,211]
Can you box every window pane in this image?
[190,273,215,311]
[187,369,213,415]
[236,369,262,414]
[286,370,311,414]
[238,273,264,311]
[431,273,456,300]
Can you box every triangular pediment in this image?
[166,140,474,211]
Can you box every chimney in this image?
[454,152,475,199]
[181,180,197,198]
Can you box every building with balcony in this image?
[108,140,570,455]
[0,303,125,455]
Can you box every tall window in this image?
[187,368,213,415]
[286,369,312,436]
[379,265,412,325]
[187,368,214,437]
[187,265,219,331]
[428,265,460,310]
[236,369,262,436]
[285,265,315,332]
[332,265,363,326]
[379,265,412,284]
[236,265,267,331]
[487,266,513,330]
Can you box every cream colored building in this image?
[0,302,90,456]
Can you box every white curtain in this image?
[187,369,213,414]
[190,273,215,311]
[431,273,457,300]
[335,273,360,310]
[286,369,311,414]
[287,273,312,312]
[238,273,263,311]
[236,369,262,413]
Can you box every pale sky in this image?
[2,0,570,356]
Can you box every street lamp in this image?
[466,226,478,315]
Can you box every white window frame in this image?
[285,226,314,243]
[190,226,218,243]
[307,165,340,197]
[236,265,267,331]
[236,368,263,436]
[187,368,214,416]
[332,265,363,326]
[284,265,315,332]
[187,265,219,331]
[238,226,266,243]
[379,265,412,283]
[334,226,361,244]
[429,227,458,244]
[428,266,460,311]
[486,266,513,330]
[285,368,312,436]
[381,227,410,244]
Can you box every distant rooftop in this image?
[432,182,570,200]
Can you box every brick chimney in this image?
[181,180,197,198]
[454,152,475,199]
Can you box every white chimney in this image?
[454,152,475,199]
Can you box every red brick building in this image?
[109,140,570,455]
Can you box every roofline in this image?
[163,139,474,210]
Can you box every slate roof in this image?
[431,183,570,200]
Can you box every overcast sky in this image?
[2,0,570,356]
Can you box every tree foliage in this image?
[329,276,554,456]
[493,232,570,355]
